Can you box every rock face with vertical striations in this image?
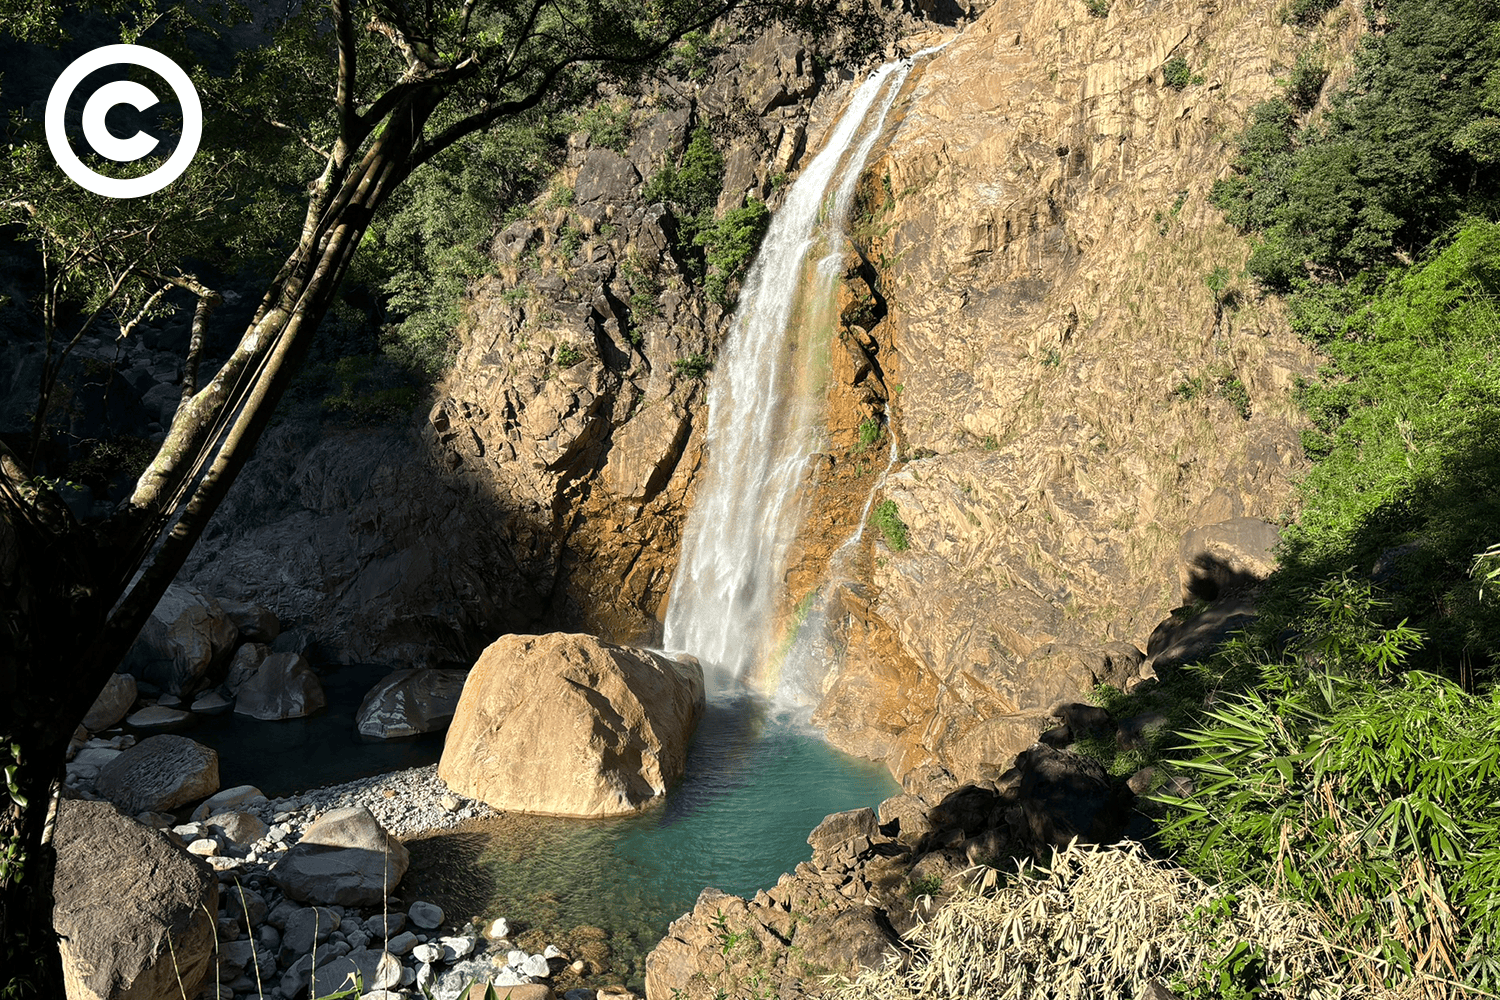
[439,633,705,817]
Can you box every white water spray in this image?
[663,51,931,690]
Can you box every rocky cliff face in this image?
[788,0,1366,787]
[184,24,863,660]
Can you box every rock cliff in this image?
[785,0,1365,787]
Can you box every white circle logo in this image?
[45,44,202,199]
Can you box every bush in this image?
[673,353,711,379]
[1085,0,1109,17]
[1162,55,1192,90]
[1286,48,1328,109]
[872,499,909,552]
[573,99,632,154]
[1282,0,1339,26]
[699,199,771,306]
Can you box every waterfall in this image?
[662,53,925,690]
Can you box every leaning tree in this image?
[0,0,881,989]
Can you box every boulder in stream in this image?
[439,633,705,817]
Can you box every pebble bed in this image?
[64,746,617,1000]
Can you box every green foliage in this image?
[673,353,711,379]
[574,99,633,154]
[1285,48,1328,110]
[555,343,584,368]
[642,126,724,228]
[1282,0,1338,26]
[855,418,881,451]
[1211,0,1500,290]
[699,199,771,306]
[320,355,421,423]
[1162,55,1193,90]
[906,873,944,899]
[872,498,909,552]
[1085,0,1109,17]
[1277,221,1500,668]
[360,111,568,376]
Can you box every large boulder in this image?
[82,673,138,731]
[233,652,326,720]
[53,799,218,1000]
[216,596,281,643]
[269,806,410,907]
[95,735,219,815]
[355,668,467,739]
[439,633,705,817]
[120,584,239,696]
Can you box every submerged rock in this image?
[438,633,705,817]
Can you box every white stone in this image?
[543,944,564,959]
[186,838,219,857]
[485,916,510,940]
[521,953,550,978]
[416,962,434,991]
[438,935,474,961]
[506,949,527,966]
[411,943,441,965]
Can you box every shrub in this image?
[673,353,711,379]
[872,499,909,552]
[555,343,583,368]
[856,418,881,451]
[1162,55,1192,90]
[1282,0,1339,26]
[1085,0,1109,17]
[699,199,771,306]
[574,99,632,154]
[1286,48,1328,109]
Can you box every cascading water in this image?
[663,52,928,688]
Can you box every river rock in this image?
[217,596,281,642]
[191,784,266,821]
[225,642,269,695]
[190,690,233,715]
[120,583,239,696]
[270,806,410,906]
[365,912,405,938]
[408,900,444,929]
[82,672,138,731]
[205,810,268,845]
[439,633,705,817]
[282,906,341,955]
[95,734,220,815]
[355,667,468,739]
[233,652,326,720]
[386,930,418,956]
[53,799,219,1000]
[124,705,193,730]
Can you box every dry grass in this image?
[826,840,1394,1000]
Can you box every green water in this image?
[414,693,898,987]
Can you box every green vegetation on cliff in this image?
[1128,0,1500,992]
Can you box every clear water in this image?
[408,694,897,987]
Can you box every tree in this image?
[0,0,882,990]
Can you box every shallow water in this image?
[400,694,899,989]
[175,661,446,797]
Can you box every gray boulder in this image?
[96,734,220,815]
[53,799,218,1000]
[355,668,467,739]
[217,597,281,642]
[120,584,239,696]
[191,784,266,821]
[269,807,410,906]
[233,653,326,721]
[225,642,269,695]
[82,673,138,732]
[205,810,268,846]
